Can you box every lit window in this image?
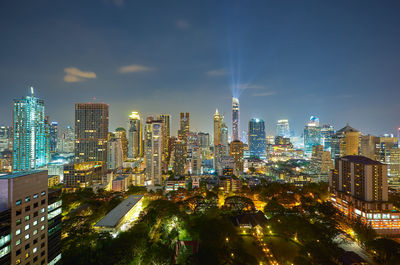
[33,247,37,253]
[16,229,21,236]
[16,200,22,206]
[33,221,38,226]
[40,225,44,231]
[33,230,38,235]
[24,224,30,231]
[25,197,30,203]
[41,191,46,196]
[33,194,38,199]
[40,208,45,214]
[40,217,45,222]
[25,216,30,221]
[16,239,21,246]
[24,234,30,240]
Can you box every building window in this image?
[41,191,46,196]
[33,230,38,236]
[16,219,21,226]
[16,249,21,255]
[33,211,38,217]
[24,234,30,240]
[24,244,30,250]
[33,247,37,253]
[40,217,45,222]
[40,234,45,239]
[16,210,22,216]
[16,259,21,264]
[24,224,30,231]
[16,200,22,206]
[33,239,38,245]
[25,215,30,221]
[25,206,30,212]
[33,220,38,226]
[40,208,45,214]
[33,202,38,208]
[33,256,38,262]
[33,194,38,199]
[16,229,21,236]
[16,239,21,246]
[25,197,30,203]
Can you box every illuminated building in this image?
[220,122,229,156]
[360,135,379,159]
[115,128,128,161]
[276,119,290,138]
[248,118,266,159]
[230,140,244,175]
[321,124,334,151]
[49,121,58,153]
[94,195,144,235]
[232,97,240,141]
[331,124,360,160]
[128,111,142,158]
[47,190,62,265]
[0,126,12,153]
[74,103,109,170]
[13,87,49,171]
[0,170,49,265]
[213,109,222,146]
[303,116,322,158]
[310,145,333,175]
[173,140,186,176]
[329,156,400,235]
[48,175,60,187]
[158,114,171,168]
[197,132,210,148]
[144,116,162,186]
[218,176,242,193]
[107,133,123,170]
[178,112,190,143]
[63,162,103,188]
[165,180,186,191]
[56,125,74,154]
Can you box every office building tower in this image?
[107,133,123,170]
[321,124,334,151]
[158,114,171,166]
[56,126,74,154]
[360,135,380,160]
[232,97,240,141]
[197,132,210,148]
[128,111,142,158]
[74,103,109,170]
[310,145,333,175]
[0,126,12,153]
[144,116,163,186]
[178,112,190,143]
[276,119,290,138]
[63,162,103,188]
[13,88,49,171]
[248,118,266,159]
[331,124,360,160]
[115,128,128,161]
[49,122,58,153]
[173,140,186,176]
[213,109,222,146]
[303,116,322,158]
[230,140,244,175]
[220,122,229,156]
[0,170,49,265]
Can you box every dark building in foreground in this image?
[0,170,49,265]
[47,190,62,265]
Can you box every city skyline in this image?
[1,1,400,136]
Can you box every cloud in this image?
[63,67,96,83]
[252,91,276,97]
[176,19,190,30]
[118,64,155,74]
[205,68,228,76]
[238,83,263,90]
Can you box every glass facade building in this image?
[13,88,49,171]
[232,97,240,141]
[248,118,266,159]
[304,116,322,157]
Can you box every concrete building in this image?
[230,140,244,175]
[232,97,240,141]
[331,124,360,160]
[0,170,50,265]
[128,111,142,159]
[63,162,103,188]
[213,109,222,146]
[107,134,123,170]
[144,117,163,186]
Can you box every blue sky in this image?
[1,0,400,136]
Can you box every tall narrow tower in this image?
[232,97,240,141]
[214,109,222,146]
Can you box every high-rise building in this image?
[49,122,58,154]
[321,124,334,151]
[360,135,380,160]
[56,125,74,154]
[331,124,360,160]
[232,97,240,141]
[107,133,123,170]
[0,170,49,265]
[144,116,163,186]
[63,161,103,188]
[47,190,62,265]
[276,119,290,138]
[329,155,400,235]
[248,118,266,159]
[115,127,128,161]
[13,88,49,171]
[197,132,210,148]
[303,116,322,157]
[128,111,142,158]
[158,114,171,167]
[74,103,109,170]
[0,126,12,153]
[213,109,222,146]
[230,140,244,175]
[178,112,190,143]
[173,140,186,176]
[220,122,229,156]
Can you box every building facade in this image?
[248,118,266,159]
[232,97,240,141]
[144,117,163,186]
[128,111,142,159]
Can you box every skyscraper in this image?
[128,111,142,158]
[158,114,171,166]
[49,121,58,153]
[220,122,229,156]
[230,140,244,175]
[178,112,189,143]
[107,133,123,170]
[144,116,163,186]
[304,116,322,157]
[173,140,186,176]
[248,118,266,159]
[74,103,109,169]
[13,87,49,171]
[276,119,290,138]
[331,124,360,160]
[232,97,240,141]
[115,127,128,161]
[213,109,222,146]
[321,124,334,151]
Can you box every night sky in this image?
[1,0,400,136]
